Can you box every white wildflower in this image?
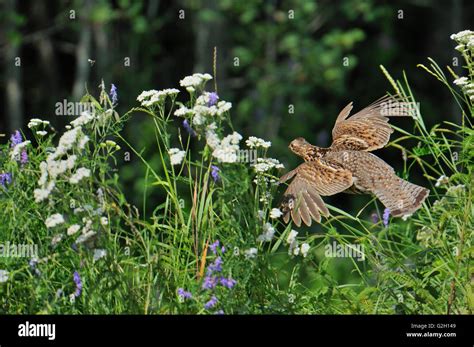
[0,270,9,283]
[224,131,243,145]
[45,213,65,228]
[246,136,271,149]
[192,113,205,125]
[287,230,298,245]
[52,127,82,159]
[69,167,91,184]
[450,30,474,43]
[179,73,212,88]
[78,135,89,150]
[46,157,70,179]
[38,161,48,186]
[168,148,186,165]
[257,223,275,242]
[435,174,449,187]
[205,126,220,149]
[66,155,77,170]
[36,130,48,137]
[76,230,97,244]
[159,88,180,96]
[253,158,284,173]
[453,77,468,87]
[28,118,49,128]
[100,217,108,226]
[300,243,310,257]
[244,248,258,259]
[51,234,63,245]
[10,140,31,161]
[34,181,55,202]
[269,208,283,219]
[174,106,192,117]
[93,249,107,262]
[216,101,232,114]
[71,111,95,128]
[67,224,81,236]
[137,90,157,102]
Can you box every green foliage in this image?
[0,32,472,314]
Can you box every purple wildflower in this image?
[211,165,220,182]
[29,258,41,276]
[209,240,220,255]
[183,119,197,137]
[221,246,226,253]
[204,295,218,309]
[10,130,22,147]
[371,213,379,224]
[382,208,390,227]
[207,257,223,274]
[219,277,237,289]
[73,271,82,297]
[20,150,28,165]
[207,92,219,106]
[177,288,192,299]
[202,275,218,290]
[0,173,12,188]
[110,84,118,105]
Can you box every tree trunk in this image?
[5,0,23,132]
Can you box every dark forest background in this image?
[0,0,472,213]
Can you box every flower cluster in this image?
[28,111,110,252]
[70,271,82,302]
[451,30,474,52]
[451,30,474,101]
[179,73,212,92]
[435,174,449,187]
[286,230,310,257]
[256,223,275,242]
[110,84,118,105]
[28,118,50,129]
[168,148,186,166]
[208,131,243,163]
[252,157,284,173]
[34,117,90,203]
[244,247,258,259]
[10,131,29,165]
[137,88,179,108]
[201,240,236,311]
[382,208,390,227]
[0,173,12,189]
[246,136,271,149]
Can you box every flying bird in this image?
[280,95,429,227]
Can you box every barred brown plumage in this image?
[280,94,429,227]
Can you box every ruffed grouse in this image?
[280,95,429,227]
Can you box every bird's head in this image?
[289,137,322,160]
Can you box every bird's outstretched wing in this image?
[330,95,412,152]
[280,160,353,226]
